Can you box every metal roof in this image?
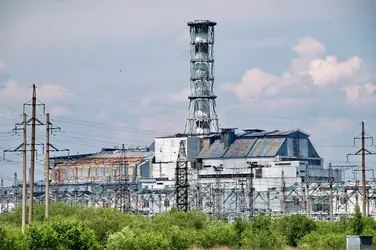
[223,139,257,158]
[247,138,286,157]
[198,136,288,159]
[198,140,228,159]
[240,129,310,138]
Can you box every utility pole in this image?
[0,178,3,212]
[247,162,259,218]
[347,121,375,216]
[45,113,50,218]
[44,113,67,218]
[249,167,254,218]
[3,113,33,231]
[282,169,286,215]
[4,85,46,226]
[29,84,37,223]
[329,163,333,222]
[361,122,366,217]
[22,113,27,232]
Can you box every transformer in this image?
[184,20,219,135]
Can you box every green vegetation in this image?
[0,203,375,249]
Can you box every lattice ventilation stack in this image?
[184,20,219,135]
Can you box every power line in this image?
[52,117,172,136]
[2,84,375,126]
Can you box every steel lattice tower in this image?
[175,140,189,212]
[184,20,219,135]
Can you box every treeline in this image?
[0,203,375,250]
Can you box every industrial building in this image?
[49,146,154,184]
[154,128,341,183]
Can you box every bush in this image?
[352,205,364,235]
[4,203,375,250]
[198,221,237,249]
[23,218,101,250]
[276,214,317,247]
[298,231,346,250]
[241,216,283,250]
[0,226,24,250]
[106,226,169,250]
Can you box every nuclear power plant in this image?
[1,20,375,220]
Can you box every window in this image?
[255,168,262,179]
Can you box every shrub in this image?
[106,226,169,250]
[298,231,346,250]
[23,218,101,250]
[198,221,237,249]
[0,226,24,250]
[352,205,364,235]
[276,214,317,247]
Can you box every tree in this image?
[352,205,364,235]
[276,214,317,247]
[23,218,101,250]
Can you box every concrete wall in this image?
[155,137,202,163]
[153,136,201,180]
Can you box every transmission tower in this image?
[116,144,131,212]
[347,121,376,216]
[184,20,219,135]
[175,140,189,211]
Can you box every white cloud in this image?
[0,59,5,70]
[170,88,189,102]
[290,37,325,72]
[221,68,278,103]
[221,37,366,105]
[308,56,362,85]
[293,36,325,57]
[342,82,376,105]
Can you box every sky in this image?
[0,0,376,185]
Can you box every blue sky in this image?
[0,0,376,185]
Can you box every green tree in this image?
[241,216,283,250]
[0,226,25,250]
[276,214,317,247]
[198,221,237,249]
[23,218,101,250]
[106,226,170,250]
[298,231,346,250]
[352,205,363,235]
[233,217,246,247]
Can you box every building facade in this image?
[49,146,154,184]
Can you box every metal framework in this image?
[3,170,376,220]
[184,20,219,135]
[175,140,189,211]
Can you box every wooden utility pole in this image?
[282,170,286,215]
[29,84,37,224]
[361,121,366,216]
[329,163,333,222]
[3,112,32,232]
[22,113,27,232]
[249,167,254,218]
[45,113,50,218]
